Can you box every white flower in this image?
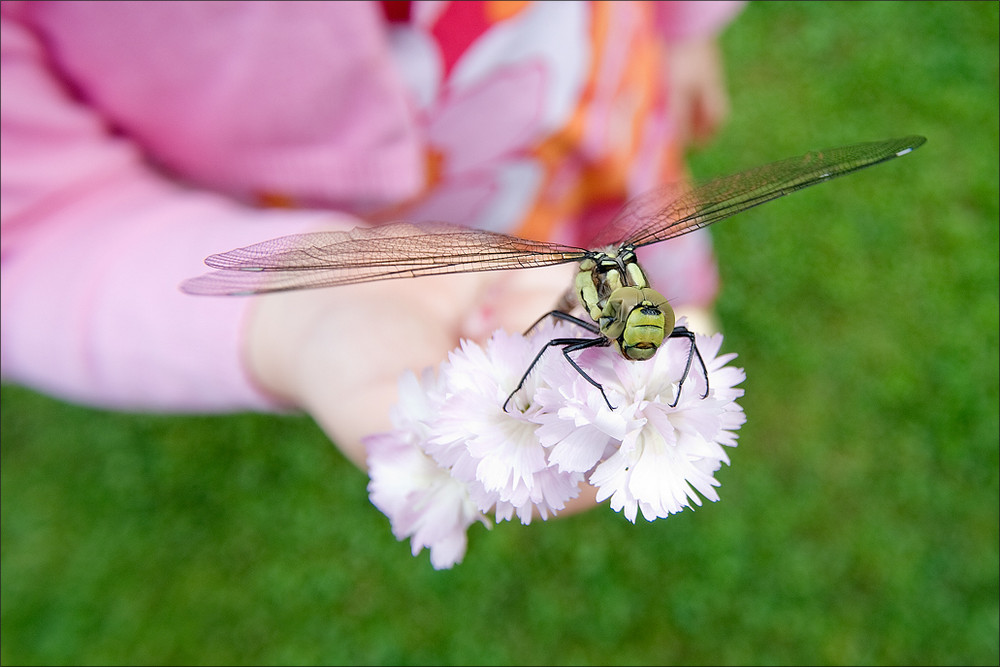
[549,326,747,522]
[427,329,584,523]
[364,370,488,570]
[363,317,746,568]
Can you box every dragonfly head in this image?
[600,287,675,361]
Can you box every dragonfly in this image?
[182,136,926,411]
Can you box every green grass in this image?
[3,2,998,665]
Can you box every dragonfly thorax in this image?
[574,247,676,361]
[574,246,649,320]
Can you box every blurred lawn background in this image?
[2,2,997,665]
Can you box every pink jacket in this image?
[1,1,742,412]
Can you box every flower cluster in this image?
[364,318,746,569]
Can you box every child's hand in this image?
[244,263,601,514]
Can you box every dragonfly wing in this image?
[589,136,926,249]
[181,221,588,295]
[585,182,687,248]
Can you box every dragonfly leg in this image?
[503,336,611,412]
[523,310,600,336]
[667,325,710,407]
[562,338,616,410]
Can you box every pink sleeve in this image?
[0,7,353,412]
[653,1,746,41]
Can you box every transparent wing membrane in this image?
[182,137,925,296]
[595,136,926,248]
[182,223,587,295]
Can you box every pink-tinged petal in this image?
[365,430,486,569]
[542,424,610,474]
